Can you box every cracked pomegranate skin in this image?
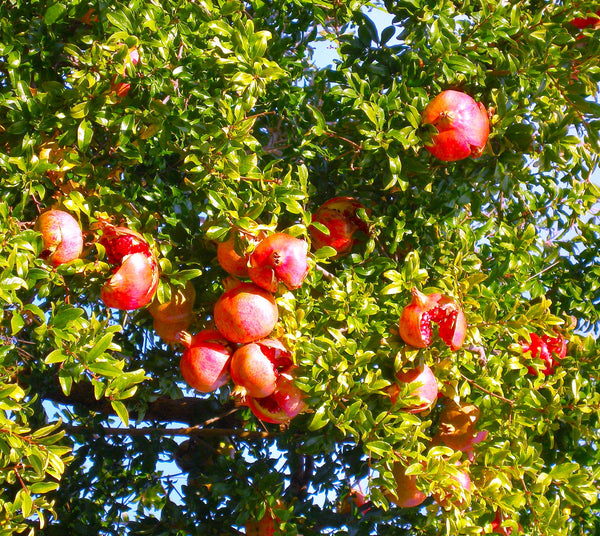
[421,90,489,162]
[247,375,305,424]
[213,283,278,344]
[248,233,310,292]
[35,210,84,267]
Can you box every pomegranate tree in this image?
[388,364,438,414]
[246,374,305,424]
[179,329,232,393]
[309,196,368,257]
[421,90,490,162]
[522,331,567,375]
[230,338,294,399]
[248,233,310,292]
[35,209,84,267]
[387,461,427,508]
[213,282,278,343]
[398,288,467,350]
[98,224,159,310]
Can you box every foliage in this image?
[0,0,599,534]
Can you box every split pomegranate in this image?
[35,209,84,267]
[230,339,294,399]
[387,461,427,508]
[248,233,310,292]
[98,224,159,310]
[216,230,264,278]
[309,196,368,257]
[388,364,438,414]
[522,331,567,376]
[214,282,278,344]
[398,288,467,350]
[421,90,490,162]
[247,375,306,424]
[433,399,488,460]
[179,329,232,393]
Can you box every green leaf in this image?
[87,333,115,362]
[111,400,129,427]
[77,119,93,151]
[44,3,66,24]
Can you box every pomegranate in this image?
[421,90,490,162]
[398,288,467,350]
[571,10,600,29]
[248,233,310,292]
[148,281,196,323]
[491,509,523,535]
[35,209,84,267]
[245,509,275,536]
[522,331,567,376]
[309,196,368,257]
[247,375,306,424]
[216,230,264,278]
[179,329,232,393]
[230,339,294,399]
[98,224,159,310]
[110,47,140,98]
[388,364,438,414]
[432,463,472,509]
[214,282,278,344]
[153,318,191,344]
[338,487,371,515]
[387,461,427,508]
[433,399,488,460]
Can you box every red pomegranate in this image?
[213,282,278,344]
[35,209,84,267]
[433,462,472,509]
[398,288,467,350]
[571,10,600,29]
[110,47,140,98]
[522,331,567,376]
[216,230,265,278]
[248,233,310,292]
[310,197,368,257]
[230,339,294,399]
[148,281,196,324]
[247,375,306,424]
[433,399,488,460]
[98,224,159,310]
[388,364,438,414]
[338,487,371,515]
[387,461,427,508]
[179,329,232,393]
[491,509,523,535]
[245,509,275,536]
[421,90,489,162]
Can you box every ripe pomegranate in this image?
[421,90,489,162]
[153,319,191,344]
[179,329,232,393]
[388,364,438,414]
[214,282,278,344]
[248,233,310,292]
[491,509,523,535]
[432,463,472,509]
[387,461,427,508]
[216,230,265,278]
[247,375,306,424]
[245,509,275,536]
[522,331,567,376]
[571,10,600,29]
[230,339,294,399]
[338,487,371,515]
[148,282,196,343]
[309,196,368,257]
[35,209,83,267]
[98,224,159,310]
[398,288,467,350]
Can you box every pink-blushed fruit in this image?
[214,282,278,344]
[571,10,600,29]
[310,197,368,257]
[421,90,489,162]
[98,224,159,310]
[248,233,310,292]
[179,329,232,393]
[398,288,467,350]
[433,399,488,460]
[388,364,438,414]
[491,509,523,535]
[35,209,83,267]
[110,47,140,97]
[247,375,306,424]
[230,339,294,399]
[387,461,427,508]
[522,332,567,376]
[216,230,266,279]
[433,463,472,509]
